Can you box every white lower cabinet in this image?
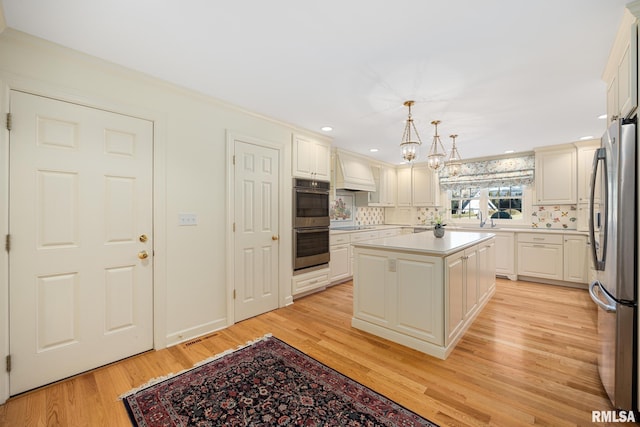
[478,239,496,303]
[493,231,516,279]
[329,242,351,284]
[292,267,329,296]
[353,249,444,345]
[446,244,484,344]
[351,237,495,359]
[563,235,589,283]
[517,233,564,281]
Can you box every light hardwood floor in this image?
[0,278,620,426]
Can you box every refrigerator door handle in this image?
[589,280,617,313]
[589,147,608,271]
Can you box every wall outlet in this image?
[178,213,198,226]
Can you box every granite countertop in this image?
[350,230,495,256]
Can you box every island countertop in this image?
[350,230,495,256]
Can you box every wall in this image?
[0,29,329,400]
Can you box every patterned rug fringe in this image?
[118,333,272,399]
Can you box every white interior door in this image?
[233,139,279,322]
[8,91,153,395]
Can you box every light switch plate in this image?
[178,213,198,226]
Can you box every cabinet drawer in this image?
[292,268,329,294]
[517,233,563,245]
[330,233,350,245]
[378,228,400,238]
[350,231,380,242]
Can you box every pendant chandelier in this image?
[447,134,462,177]
[427,120,447,171]
[399,100,421,162]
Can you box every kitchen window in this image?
[449,185,528,223]
[440,154,534,225]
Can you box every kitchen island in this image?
[351,231,496,359]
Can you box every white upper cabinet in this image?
[534,146,577,205]
[604,10,638,122]
[368,164,397,206]
[396,164,440,207]
[292,134,331,181]
[575,140,602,205]
[396,166,413,207]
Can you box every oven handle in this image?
[294,187,330,195]
[295,228,329,234]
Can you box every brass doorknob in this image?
[272,235,279,241]
[139,234,148,243]
[138,250,149,260]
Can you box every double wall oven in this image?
[293,178,330,272]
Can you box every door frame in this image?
[0,76,169,404]
[225,131,293,326]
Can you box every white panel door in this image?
[234,140,279,322]
[9,91,153,395]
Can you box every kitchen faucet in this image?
[479,211,486,228]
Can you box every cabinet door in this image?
[535,148,577,204]
[412,165,438,206]
[368,165,382,205]
[445,251,465,342]
[292,134,330,180]
[313,140,331,181]
[329,244,351,283]
[381,166,397,206]
[617,24,638,119]
[607,77,618,123]
[517,243,563,280]
[396,167,412,206]
[563,235,588,283]
[352,250,390,328]
[394,253,444,345]
[577,144,602,204]
[494,232,515,277]
[464,246,478,319]
[477,240,495,302]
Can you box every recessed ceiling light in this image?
[579,135,594,140]
[504,150,515,154]
[321,126,333,132]
[598,114,607,120]
[369,148,379,153]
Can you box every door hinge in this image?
[6,113,11,131]
[6,355,11,373]
[233,222,236,232]
[233,289,236,299]
[232,155,235,165]
[5,234,10,252]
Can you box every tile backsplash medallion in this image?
[530,205,577,229]
[354,207,385,225]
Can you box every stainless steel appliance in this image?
[293,178,330,228]
[293,178,330,272]
[588,117,637,411]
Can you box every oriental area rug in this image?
[122,335,438,426]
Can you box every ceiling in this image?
[0,0,631,164]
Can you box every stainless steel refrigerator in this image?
[588,117,637,411]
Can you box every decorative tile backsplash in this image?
[530,205,577,229]
[354,207,385,225]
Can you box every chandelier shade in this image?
[427,120,447,171]
[447,134,462,176]
[399,101,422,162]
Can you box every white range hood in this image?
[334,150,376,192]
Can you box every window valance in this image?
[439,154,535,191]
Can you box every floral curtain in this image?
[439,154,535,191]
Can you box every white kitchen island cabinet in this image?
[351,231,495,360]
